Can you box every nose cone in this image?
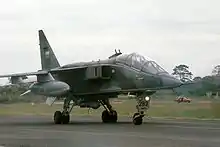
[160,74,183,88]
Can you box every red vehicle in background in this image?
[174,96,191,103]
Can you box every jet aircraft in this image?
[0,30,184,125]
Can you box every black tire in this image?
[102,110,118,123]
[133,117,143,125]
[54,111,62,124]
[133,113,143,125]
[62,114,70,124]
[110,110,118,123]
[133,112,139,119]
[102,110,109,123]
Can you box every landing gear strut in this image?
[99,100,118,123]
[132,96,150,125]
[54,97,75,124]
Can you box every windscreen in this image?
[116,53,167,74]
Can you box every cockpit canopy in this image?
[115,53,167,74]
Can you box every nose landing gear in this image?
[132,96,150,125]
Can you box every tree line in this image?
[172,64,220,81]
[0,83,46,103]
[172,64,220,97]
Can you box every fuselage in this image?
[47,53,181,96]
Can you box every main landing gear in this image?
[99,97,150,125]
[54,98,75,124]
[99,100,118,123]
[53,96,150,125]
[132,96,151,125]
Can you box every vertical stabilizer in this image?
[39,30,60,70]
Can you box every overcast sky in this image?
[0,0,220,83]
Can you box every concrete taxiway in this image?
[0,115,219,147]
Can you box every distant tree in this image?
[201,76,218,92]
[212,65,220,76]
[172,64,193,82]
[193,76,202,81]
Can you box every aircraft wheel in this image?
[102,110,118,123]
[133,113,143,125]
[102,110,110,123]
[54,111,62,124]
[62,114,70,124]
[111,110,118,123]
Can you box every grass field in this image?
[0,98,220,119]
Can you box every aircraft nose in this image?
[160,74,183,88]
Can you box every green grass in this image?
[0,99,220,119]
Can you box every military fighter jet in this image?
[0,30,184,125]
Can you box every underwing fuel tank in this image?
[29,80,70,97]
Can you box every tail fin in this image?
[39,30,60,70]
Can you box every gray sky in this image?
[0,0,220,83]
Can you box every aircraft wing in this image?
[0,70,48,84]
[0,66,81,82]
[0,71,48,78]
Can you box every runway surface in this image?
[0,115,219,147]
